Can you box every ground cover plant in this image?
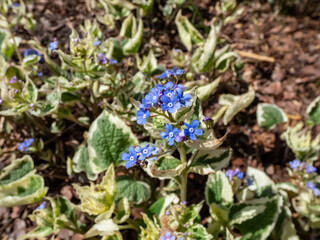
[0,0,319,239]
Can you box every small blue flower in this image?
[306,181,316,190]
[9,76,17,83]
[17,138,34,152]
[156,67,184,79]
[36,201,46,210]
[121,146,138,169]
[144,88,160,107]
[176,88,192,107]
[184,120,202,140]
[160,231,175,240]
[37,72,43,77]
[160,95,181,113]
[157,69,173,79]
[289,159,300,170]
[306,165,316,173]
[97,53,108,64]
[24,49,44,62]
[314,188,320,197]
[226,169,244,181]
[93,40,101,46]
[0,98,2,104]
[136,108,150,125]
[48,39,58,51]
[226,170,234,181]
[247,177,254,186]
[237,171,244,179]
[109,58,118,64]
[172,67,184,76]
[135,145,155,161]
[161,124,180,146]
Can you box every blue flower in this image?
[144,88,160,107]
[157,69,173,79]
[306,165,316,173]
[176,88,192,107]
[289,159,300,170]
[48,39,58,51]
[36,201,46,210]
[172,67,184,76]
[97,53,108,64]
[160,95,181,113]
[314,188,320,197]
[93,40,101,46]
[184,120,202,140]
[156,67,184,79]
[17,138,34,152]
[121,146,138,169]
[135,145,156,161]
[37,72,43,77]
[237,171,244,179]
[24,49,44,62]
[0,98,2,104]
[136,108,150,125]
[247,178,254,186]
[160,231,176,240]
[9,76,17,83]
[109,58,118,64]
[161,124,180,146]
[306,181,316,190]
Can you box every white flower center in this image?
[168,103,173,107]
[189,128,194,133]
[129,156,134,161]
[153,96,157,100]
[143,149,148,154]
[167,93,172,98]
[169,132,174,137]
[143,114,146,118]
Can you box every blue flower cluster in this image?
[306,181,320,197]
[289,159,317,173]
[97,53,117,65]
[36,201,46,210]
[160,232,182,240]
[121,145,158,169]
[226,168,244,181]
[157,67,184,79]
[136,78,191,125]
[24,49,44,62]
[160,120,202,146]
[48,38,58,51]
[17,138,34,152]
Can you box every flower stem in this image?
[178,145,188,202]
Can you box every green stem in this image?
[118,224,136,230]
[5,14,22,62]
[178,145,188,202]
[126,218,139,231]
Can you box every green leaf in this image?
[185,131,227,151]
[87,110,138,174]
[229,205,266,225]
[19,226,53,240]
[22,76,38,103]
[189,148,232,175]
[187,224,213,240]
[191,25,219,73]
[306,96,320,126]
[219,88,255,125]
[175,10,204,51]
[72,164,116,215]
[116,175,151,204]
[114,197,130,224]
[136,49,158,74]
[85,219,119,238]
[22,55,41,69]
[205,171,233,208]
[257,103,288,130]
[148,194,179,218]
[140,213,160,240]
[72,142,98,180]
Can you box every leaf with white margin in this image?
[191,25,220,73]
[235,187,255,202]
[175,10,204,51]
[292,192,311,217]
[226,228,235,240]
[85,219,119,238]
[0,175,48,207]
[114,197,130,224]
[88,110,138,174]
[22,54,41,69]
[119,13,137,38]
[219,88,255,125]
[72,164,116,215]
[136,49,158,74]
[197,77,220,101]
[273,207,299,240]
[102,232,123,240]
[186,223,213,240]
[144,115,172,139]
[123,16,143,55]
[116,175,151,204]
[189,148,232,175]
[22,76,38,104]
[205,171,233,209]
[229,205,266,225]
[214,50,240,73]
[19,226,53,240]
[148,155,187,179]
[140,213,160,240]
[148,194,179,217]
[257,103,288,130]
[307,96,320,126]
[280,122,320,161]
[247,167,276,197]
[275,182,298,196]
[232,196,283,240]
[72,142,98,180]
[185,131,227,151]
[0,155,34,186]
